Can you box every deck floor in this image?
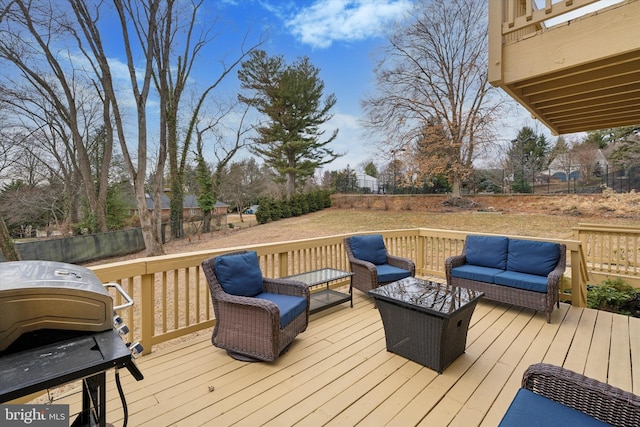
[54,287,640,426]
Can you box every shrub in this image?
[587,278,639,315]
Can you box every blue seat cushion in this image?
[507,239,560,276]
[494,270,548,293]
[376,264,412,283]
[465,235,509,270]
[451,264,504,284]
[350,234,387,265]
[499,388,610,426]
[255,292,307,329]
[214,251,264,297]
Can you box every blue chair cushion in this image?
[494,270,548,293]
[376,264,412,283]
[507,239,560,276]
[465,235,509,270]
[499,388,610,426]
[451,264,504,284]
[214,251,263,297]
[350,234,387,265]
[255,292,307,329]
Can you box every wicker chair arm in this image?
[445,254,467,269]
[263,277,310,324]
[350,258,379,285]
[263,278,310,299]
[214,294,280,335]
[387,255,416,276]
[522,363,640,427]
[445,254,467,282]
[546,269,563,294]
[545,244,566,299]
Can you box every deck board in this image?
[43,287,640,426]
[630,316,640,394]
[584,310,613,383]
[610,313,632,391]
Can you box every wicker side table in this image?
[369,277,483,373]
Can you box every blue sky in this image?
[189,0,416,172]
[103,0,619,173]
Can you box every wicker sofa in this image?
[445,235,566,323]
[499,363,640,426]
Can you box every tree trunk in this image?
[169,180,183,238]
[0,215,20,261]
[202,210,211,233]
[135,191,164,256]
[286,171,295,196]
[451,178,462,198]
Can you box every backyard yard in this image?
[145,193,640,261]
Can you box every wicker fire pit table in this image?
[369,277,483,373]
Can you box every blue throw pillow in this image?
[350,235,387,265]
[465,235,509,270]
[214,251,263,297]
[507,239,560,276]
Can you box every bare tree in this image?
[362,0,501,197]
[151,0,263,239]
[572,142,600,185]
[0,111,20,260]
[63,0,167,255]
[0,82,99,228]
[193,101,254,232]
[0,0,112,231]
[219,157,267,223]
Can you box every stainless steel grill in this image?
[0,260,143,426]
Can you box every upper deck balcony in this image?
[488,0,640,135]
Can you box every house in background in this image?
[144,194,229,220]
[213,201,230,215]
[546,149,609,182]
[356,172,379,193]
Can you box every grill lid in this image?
[0,261,113,352]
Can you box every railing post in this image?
[571,247,587,307]
[140,271,155,355]
[278,252,289,277]
[416,233,425,276]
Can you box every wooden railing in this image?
[489,0,610,82]
[495,0,603,38]
[573,223,640,287]
[90,229,586,355]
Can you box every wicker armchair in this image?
[500,363,640,426]
[344,234,415,300]
[201,251,310,362]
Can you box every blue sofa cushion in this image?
[214,251,263,297]
[350,234,387,265]
[451,264,504,284]
[255,292,307,329]
[376,264,412,283]
[465,235,509,270]
[494,270,548,293]
[507,239,560,276]
[499,388,610,426]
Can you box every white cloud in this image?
[285,0,413,49]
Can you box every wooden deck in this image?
[56,285,640,426]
